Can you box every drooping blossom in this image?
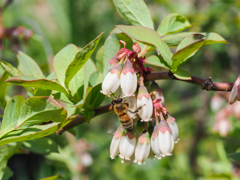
[137,84,153,122]
[101,64,121,96]
[134,131,150,165]
[120,60,137,97]
[110,126,124,159]
[119,131,136,161]
[166,113,179,143]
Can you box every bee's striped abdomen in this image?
[118,113,133,131]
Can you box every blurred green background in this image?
[1,0,240,179]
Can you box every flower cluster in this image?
[101,41,179,165]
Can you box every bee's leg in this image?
[127,104,145,114]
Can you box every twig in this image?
[56,71,234,135]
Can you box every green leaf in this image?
[174,69,191,80]
[89,72,104,87]
[171,34,205,72]
[0,72,8,109]
[157,14,191,36]
[95,45,104,73]
[84,59,97,96]
[103,33,120,76]
[0,96,67,139]
[228,152,240,163]
[39,175,63,180]
[0,96,26,136]
[0,116,75,146]
[83,84,106,110]
[65,32,104,89]
[116,25,173,66]
[6,76,70,98]
[0,60,22,77]
[2,166,13,180]
[82,110,95,123]
[113,0,153,29]
[68,68,84,103]
[162,32,229,47]
[22,137,58,155]
[0,145,8,180]
[53,44,79,89]
[144,55,171,70]
[17,51,44,78]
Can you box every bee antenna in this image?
[110,91,117,98]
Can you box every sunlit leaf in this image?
[157,14,191,36]
[53,44,79,89]
[117,25,173,66]
[6,76,69,98]
[89,72,104,87]
[171,34,205,72]
[0,96,67,139]
[0,116,75,146]
[17,51,44,78]
[84,59,97,96]
[65,32,104,89]
[174,69,191,80]
[162,32,229,47]
[144,55,171,70]
[95,45,104,73]
[0,60,22,77]
[113,0,154,29]
[103,33,120,76]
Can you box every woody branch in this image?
[56,71,234,135]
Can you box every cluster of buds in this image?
[101,41,179,165]
[109,113,179,165]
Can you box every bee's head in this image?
[112,97,123,105]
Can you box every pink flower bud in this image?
[166,113,179,143]
[108,56,119,71]
[158,120,174,157]
[120,60,137,97]
[110,127,124,159]
[137,85,153,122]
[132,42,141,53]
[229,75,240,104]
[101,64,121,96]
[151,82,165,106]
[134,132,150,165]
[119,131,136,160]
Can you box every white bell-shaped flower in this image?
[166,113,179,143]
[150,125,161,159]
[158,120,174,157]
[101,64,121,96]
[134,132,150,165]
[119,131,136,160]
[229,75,240,104]
[137,85,153,122]
[110,126,124,159]
[120,60,137,97]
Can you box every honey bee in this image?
[111,96,143,131]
